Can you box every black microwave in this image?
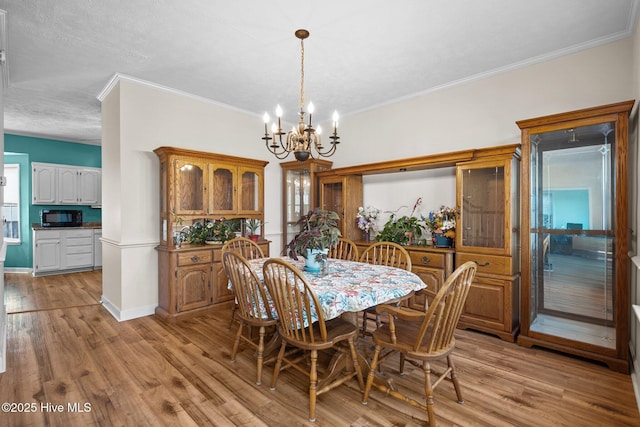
[40,209,83,227]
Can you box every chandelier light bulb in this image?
[263,112,270,123]
[317,125,322,135]
[333,110,339,124]
[275,105,283,117]
[308,102,314,114]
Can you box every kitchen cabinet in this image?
[280,159,333,249]
[94,229,102,268]
[455,145,521,342]
[318,173,363,242]
[32,162,101,206]
[33,230,62,273]
[33,228,96,275]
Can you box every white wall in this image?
[99,36,634,320]
[337,37,634,234]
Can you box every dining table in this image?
[243,256,427,323]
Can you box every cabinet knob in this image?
[191,255,201,263]
[421,256,430,264]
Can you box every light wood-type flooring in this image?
[1,270,639,426]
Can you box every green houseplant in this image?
[286,208,341,271]
[375,197,426,245]
[245,218,262,242]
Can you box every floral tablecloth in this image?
[245,257,426,321]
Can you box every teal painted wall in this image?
[4,133,102,268]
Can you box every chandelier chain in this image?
[299,37,305,110]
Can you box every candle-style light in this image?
[261,29,341,162]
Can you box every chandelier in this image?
[261,29,340,162]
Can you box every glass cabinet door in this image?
[284,168,312,245]
[174,159,206,215]
[457,160,508,252]
[209,164,237,214]
[528,123,616,349]
[238,167,263,214]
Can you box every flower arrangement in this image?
[422,205,457,238]
[356,205,381,233]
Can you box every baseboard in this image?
[0,304,6,373]
[5,267,32,274]
[100,295,155,322]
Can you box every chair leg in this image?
[309,349,318,422]
[348,338,365,390]
[448,355,464,404]
[230,321,243,362]
[269,341,287,391]
[255,325,266,386]
[423,361,436,427]
[398,353,406,375]
[362,344,382,404]
[227,303,237,330]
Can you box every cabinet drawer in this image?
[66,237,93,246]
[409,251,445,269]
[178,250,212,266]
[456,253,512,276]
[35,230,61,239]
[65,229,93,238]
[66,245,93,255]
[66,253,94,268]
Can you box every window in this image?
[3,164,20,243]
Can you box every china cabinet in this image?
[318,173,363,242]
[154,147,269,322]
[280,159,332,248]
[516,100,634,372]
[154,147,268,247]
[455,145,521,342]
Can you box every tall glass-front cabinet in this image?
[516,101,634,372]
[281,159,332,249]
[455,145,521,342]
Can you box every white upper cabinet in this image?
[32,162,101,206]
[32,163,57,204]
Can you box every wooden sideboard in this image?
[156,241,270,323]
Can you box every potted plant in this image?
[422,205,457,247]
[286,208,341,271]
[375,198,425,245]
[245,218,262,242]
[375,213,425,245]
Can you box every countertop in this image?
[32,222,102,230]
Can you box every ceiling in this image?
[0,0,638,145]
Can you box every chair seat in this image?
[371,319,454,360]
[280,317,359,351]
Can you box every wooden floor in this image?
[1,271,639,426]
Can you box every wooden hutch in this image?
[154,147,269,322]
[322,145,521,341]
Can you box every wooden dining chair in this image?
[222,237,266,329]
[361,261,477,427]
[328,237,359,261]
[358,241,413,335]
[222,251,277,386]
[262,258,365,423]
